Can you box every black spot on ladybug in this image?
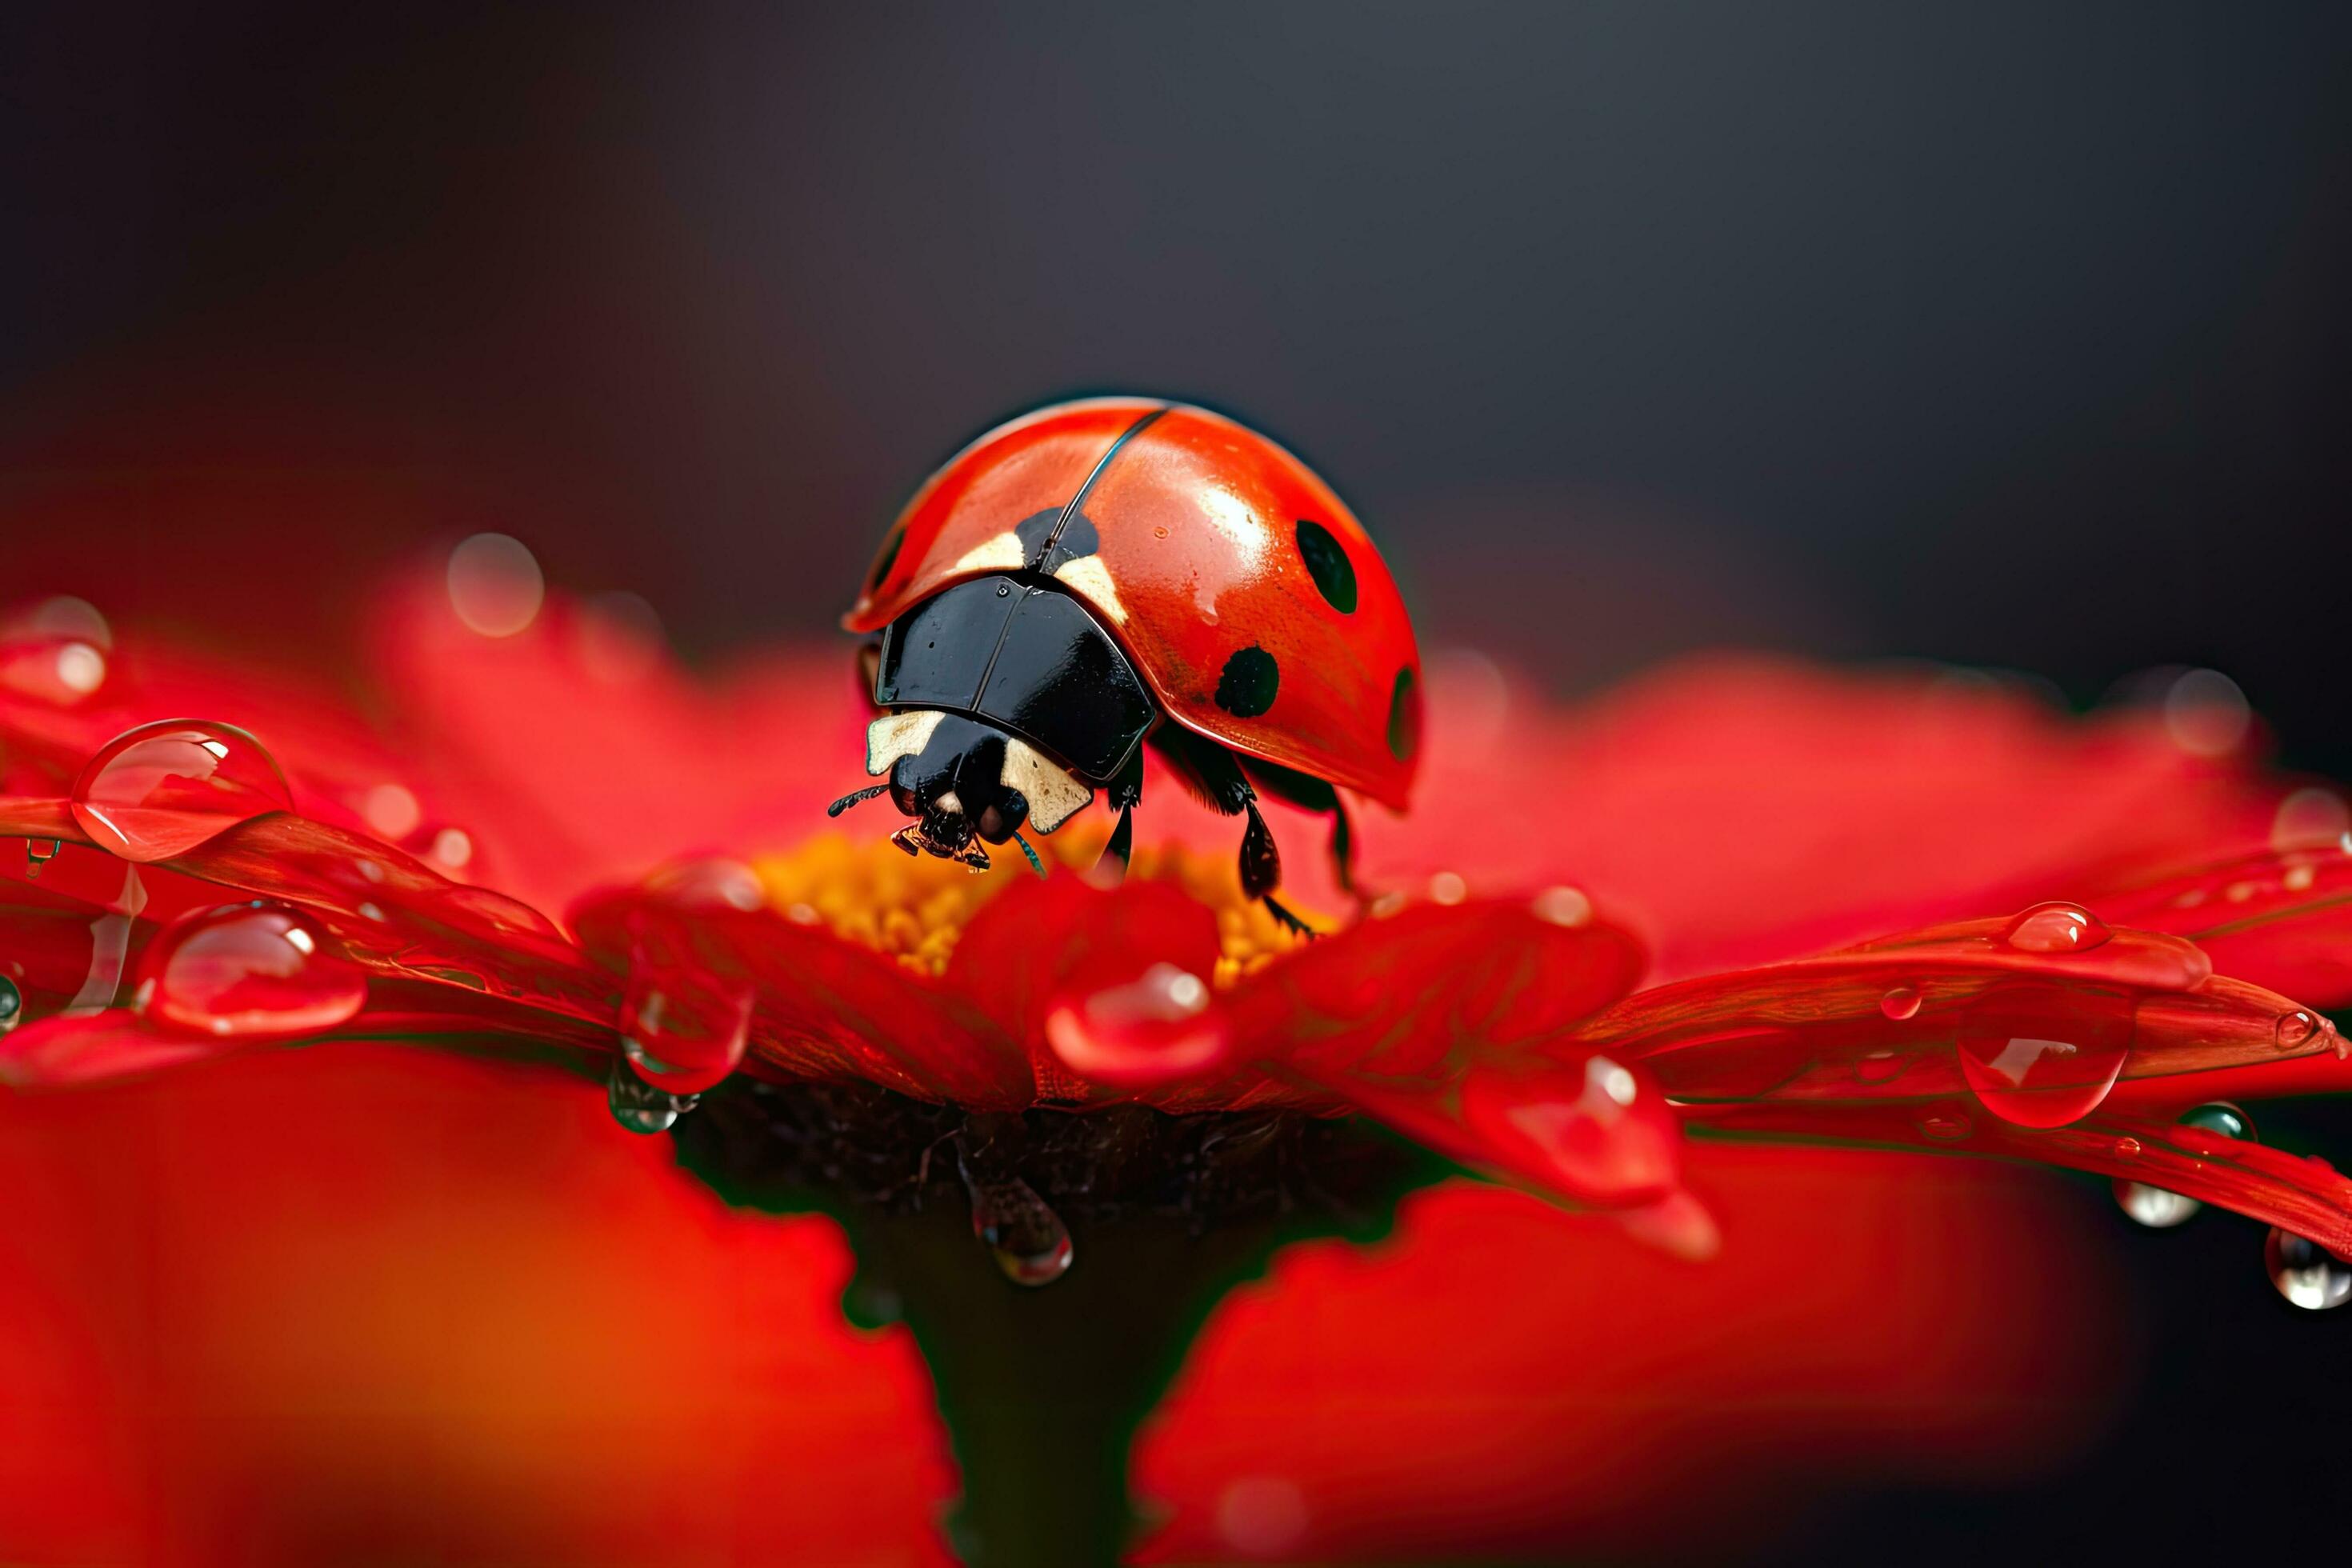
[867,526,906,592]
[1294,519,1358,614]
[1215,646,1280,718]
[1386,666,1419,762]
[1015,507,1101,572]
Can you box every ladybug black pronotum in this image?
[830,398,1422,934]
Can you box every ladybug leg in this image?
[1091,749,1146,886]
[1156,731,1318,938]
[1239,755,1366,908]
[1327,794,1357,898]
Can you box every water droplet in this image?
[646,857,766,912]
[1954,984,2130,1128]
[1918,1110,1973,1141]
[1530,886,1591,927]
[1880,985,1922,1021]
[1853,1050,1905,1084]
[969,1177,1073,1285]
[24,838,60,877]
[2162,668,2250,757]
[619,964,751,1094]
[0,975,20,1031]
[1427,871,1467,906]
[2115,1180,2200,1227]
[1999,902,2112,954]
[70,719,292,862]
[2265,1228,2352,1310]
[1153,525,1170,538]
[995,582,1011,598]
[606,1051,696,1134]
[2114,1136,2142,1158]
[2178,1101,2256,1142]
[2272,787,2350,853]
[2275,1010,2320,1051]
[446,533,544,637]
[134,903,366,1039]
[1044,962,1229,1086]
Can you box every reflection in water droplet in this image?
[968,1177,1074,1286]
[0,975,20,1032]
[606,1051,697,1134]
[1999,902,2112,954]
[70,719,293,862]
[1918,1110,1973,1141]
[2265,1228,2352,1310]
[1954,983,2130,1128]
[2179,1101,2256,1142]
[2275,1010,2319,1051]
[1044,962,1228,1086]
[1853,1050,1904,1084]
[1880,986,1922,1021]
[2115,1180,2200,1227]
[136,903,366,1039]
[619,963,751,1094]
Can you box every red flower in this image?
[2,549,2350,1563]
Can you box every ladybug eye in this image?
[978,793,1028,842]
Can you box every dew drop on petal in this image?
[1853,1050,1905,1084]
[1044,962,1229,1086]
[1216,1476,1310,1558]
[2178,1101,2256,1143]
[446,533,545,637]
[1955,986,2130,1129]
[619,965,751,1094]
[2272,787,2350,853]
[1918,1110,1974,1141]
[968,1177,1073,1286]
[2274,1010,2320,1052]
[2115,1180,2201,1228]
[2162,668,2250,757]
[2265,1227,2352,1310]
[71,720,294,862]
[606,1050,696,1134]
[1880,985,1922,1021]
[135,903,366,1040]
[1530,885,1592,927]
[1999,902,2112,954]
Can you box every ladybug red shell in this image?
[834,398,1422,931]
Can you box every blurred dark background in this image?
[4,6,2350,1564]
[5,2,2350,760]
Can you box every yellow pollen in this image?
[750,825,1313,982]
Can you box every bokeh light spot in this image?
[446,533,545,637]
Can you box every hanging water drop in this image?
[2114,1181,2199,1228]
[606,1051,697,1134]
[1999,902,2112,954]
[135,903,366,1039]
[966,1174,1074,1286]
[619,961,752,1094]
[70,719,293,862]
[2178,1101,2256,1142]
[25,839,59,877]
[1954,982,2130,1128]
[0,975,20,1032]
[2265,1227,2352,1310]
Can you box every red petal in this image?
[2091,838,2352,1007]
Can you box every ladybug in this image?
[830,398,1422,934]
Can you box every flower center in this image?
[750,826,1311,984]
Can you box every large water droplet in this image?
[2115,1180,2201,1228]
[2178,1101,2256,1143]
[1879,986,1922,1021]
[2274,1010,2320,1051]
[70,719,292,862]
[606,1051,696,1134]
[1954,984,2130,1128]
[968,1176,1074,1286]
[2118,1104,2258,1226]
[1043,962,1230,1086]
[2000,902,2112,954]
[620,963,751,1094]
[2265,1228,2352,1310]
[134,903,365,1039]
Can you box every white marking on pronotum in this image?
[946,531,1027,577]
[1001,737,1094,833]
[866,710,946,775]
[1052,554,1129,624]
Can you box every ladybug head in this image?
[830,710,1096,878]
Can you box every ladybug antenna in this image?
[827,784,890,818]
[1011,830,1047,879]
